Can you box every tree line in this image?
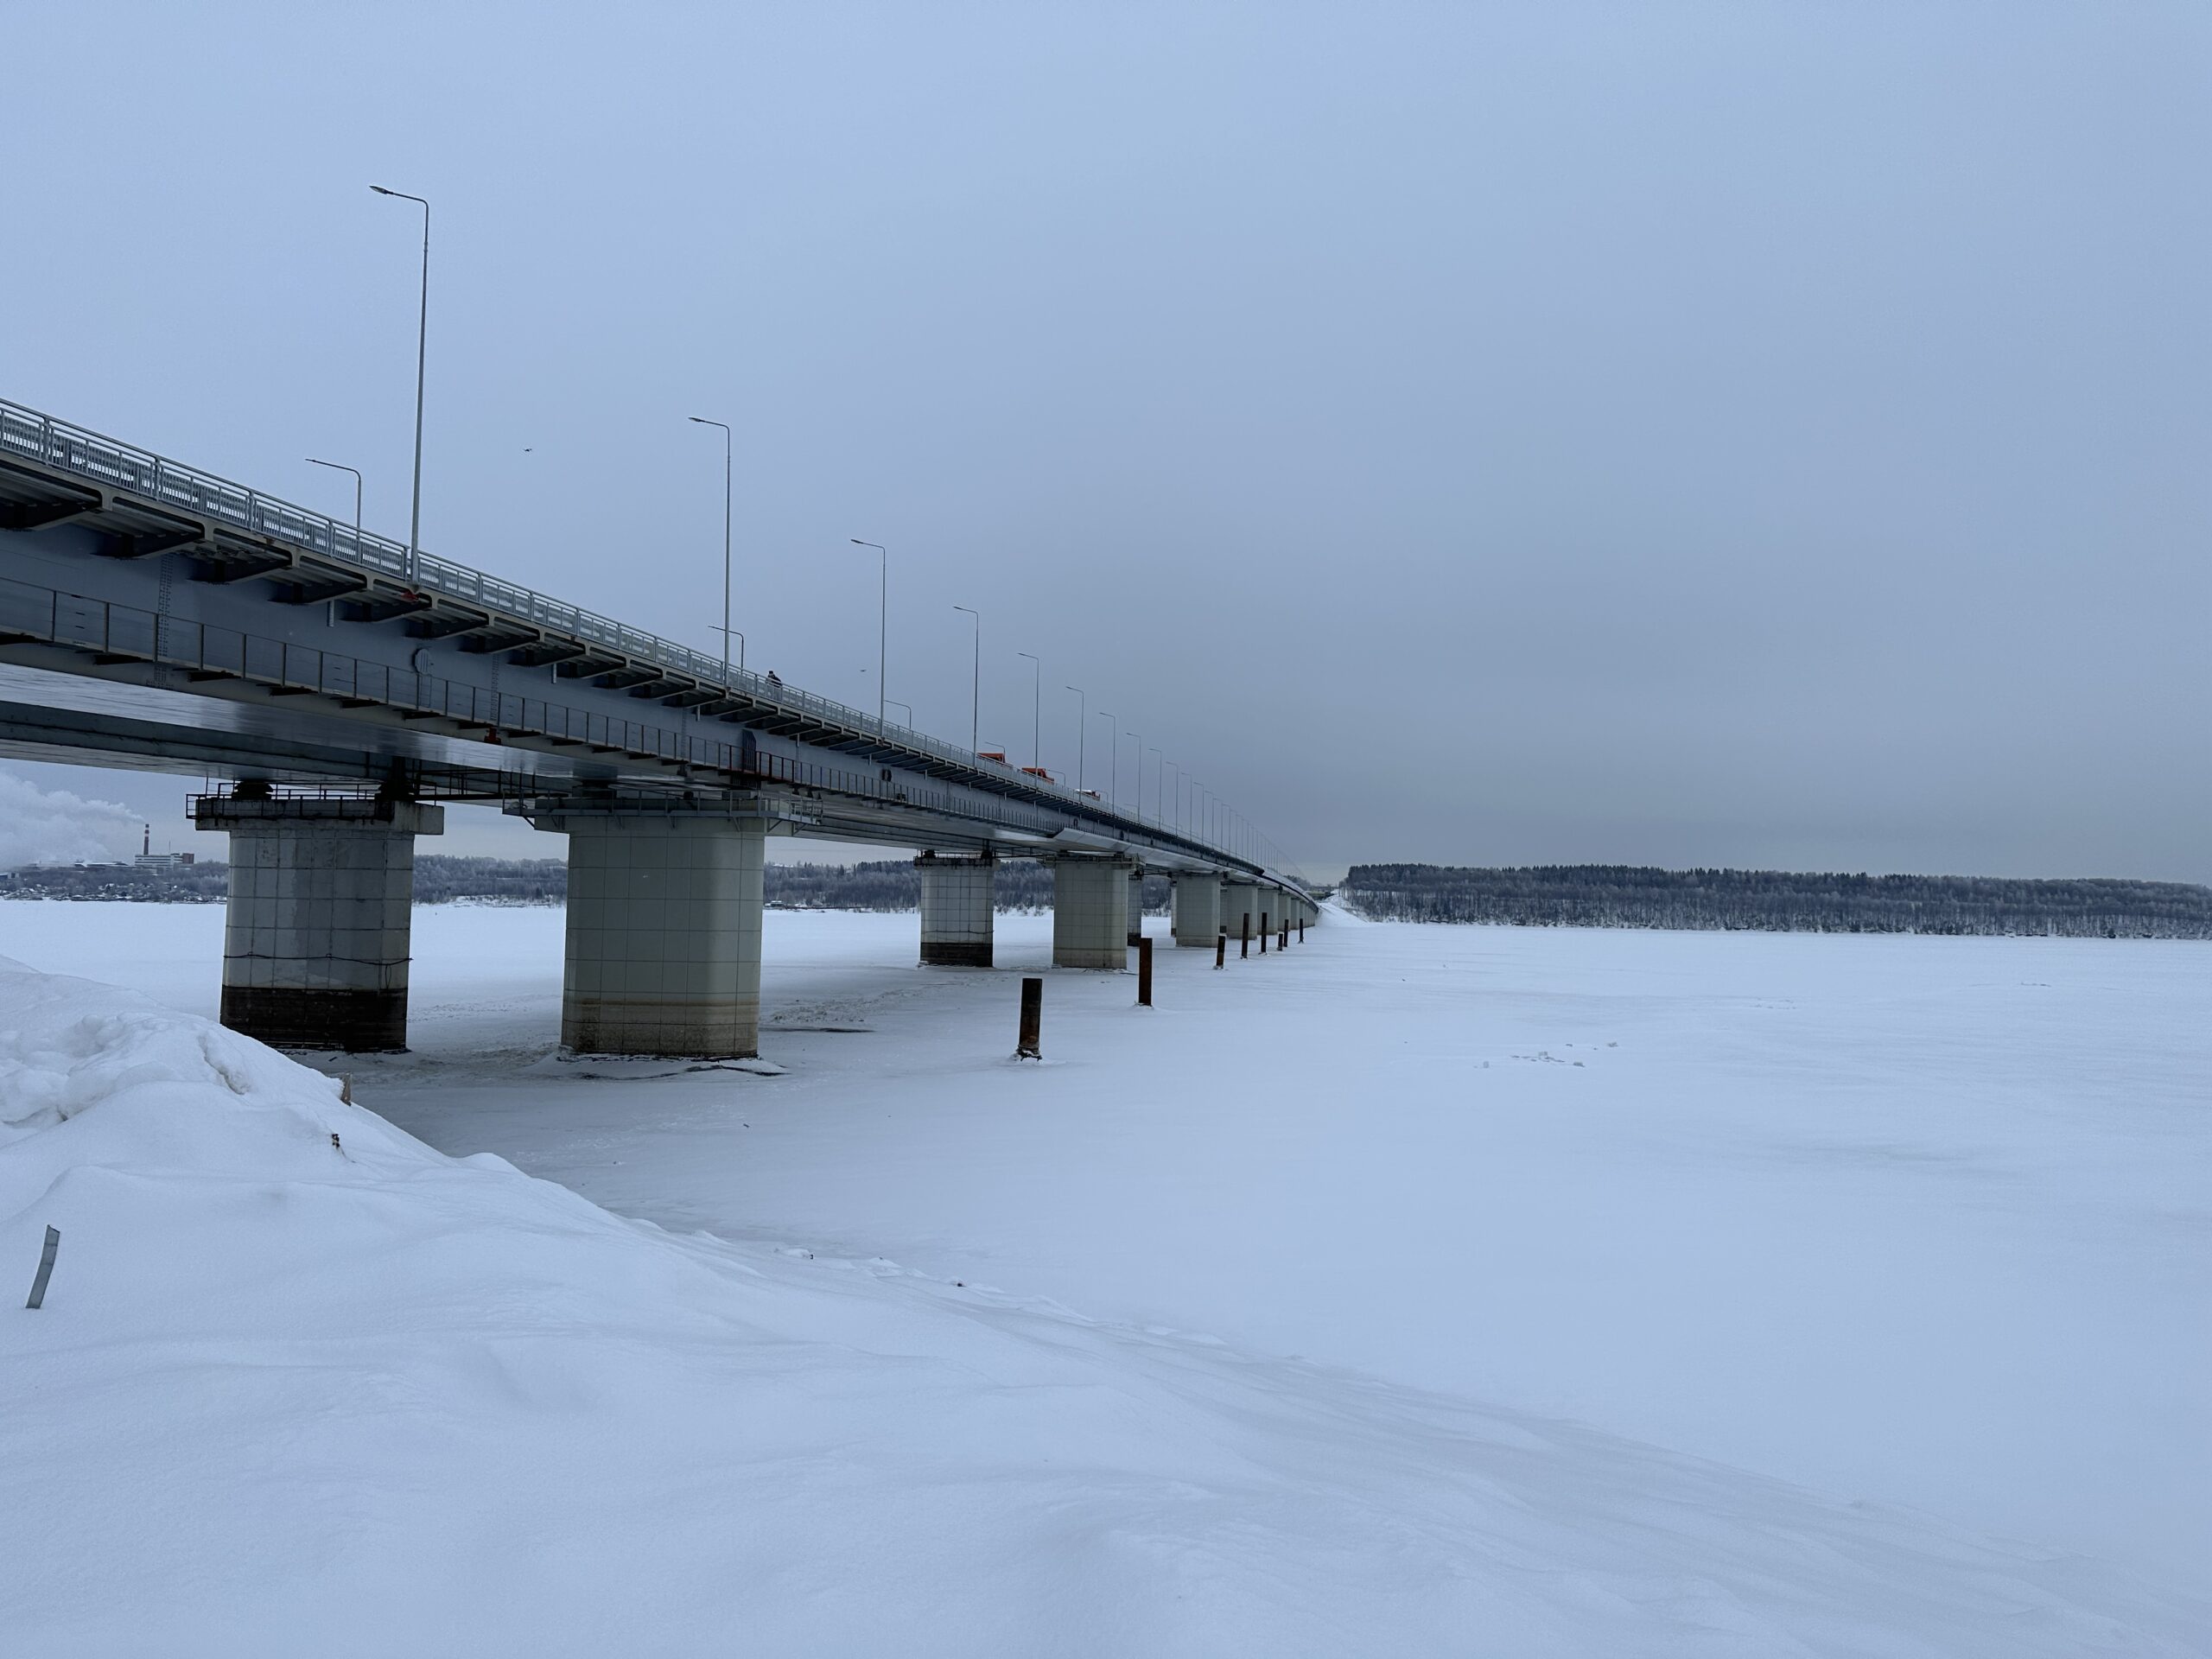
[1338,864,2212,938]
[763,861,1170,913]
[2,855,1174,913]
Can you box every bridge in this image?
[0,397,1317,1055]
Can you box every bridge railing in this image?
[0,571,1103,842]
[0,398,1287,882]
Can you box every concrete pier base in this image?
[550,813,766,1058]
[918,853,995,966]
[1052,858,1134,969]
[1172,873,1222,947]
[196,794,443,1052]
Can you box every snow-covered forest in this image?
[0,855,1178,913]
[1342,864,2212,938]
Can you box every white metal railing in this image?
[0,397,1292,882]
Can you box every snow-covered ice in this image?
[2,901,2205,1654]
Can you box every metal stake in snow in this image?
[1016,976,1043,1059]
[1214,931,1226,970]
[1240,915,1251,959]
[24,1226,59,1310]
[1136,937,1154,1007]
[1260,911,1270,954]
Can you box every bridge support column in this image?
[1127,868,1146,945]
[196,794,443,1053]
[549,813,766,1058]
[917,852,994,967]
[1221,880,1259,945]
[1172,873,1222,947]
[1052,857,1134,969]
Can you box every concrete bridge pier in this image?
[1052,857,1134,969]
[1172,873,1222,947]
[196,792,443,1053]
[537,810,766,1058]
[917,852,995,966]
[1221,880,1259,945]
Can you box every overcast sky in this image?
[3,2,2205,881]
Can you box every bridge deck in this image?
[0,398,1303,893]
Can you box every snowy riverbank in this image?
[2,907,2204,1653]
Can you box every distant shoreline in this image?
[1340,864,2212,940]
[14,856,2205,939]
[0,856,1172,916]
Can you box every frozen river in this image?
[9,899,2206,1596]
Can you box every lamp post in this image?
[688,416,734,682]
[305,458,361,553]
[1098,710,1115,805]
[1015,652,1040,772]
[886,698,912,728]
[1065,686,1085,791]
[369,185,429,584]
[1127,732,1141,819]
[850,539,887,736]
[953,606,980,753]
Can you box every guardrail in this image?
[0,574,1105,842]
[0,397,1291,882]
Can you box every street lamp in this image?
[369,184,429,584]
[688,416,734,682]
[953,606,980,753]
[1127,732,1141,818]
[1097,710,1115,806]
[305,457,362,553]
[850,539,887,737]
[1065,685,1086,791]
[886,698,912,728]
[1015,652,1040,772]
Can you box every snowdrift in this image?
[0,957,2199,1656]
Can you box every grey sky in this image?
[3,3,2205,881]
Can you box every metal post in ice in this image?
[1017,976,1043,1058]
[24,1225,59,1310]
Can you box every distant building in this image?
[132,823,195,868]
